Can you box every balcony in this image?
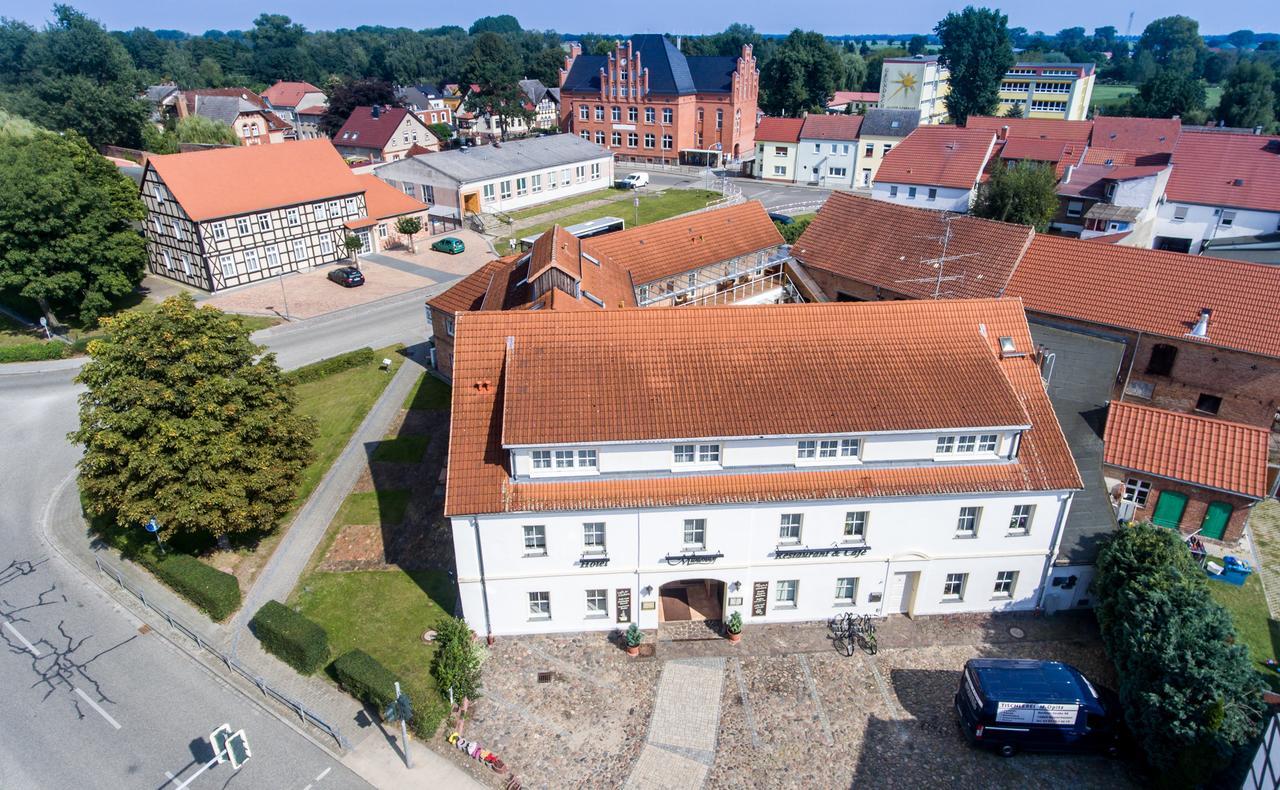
[636,251,802,308]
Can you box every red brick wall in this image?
[1105,465,1256,544]
[1124,337,1280,429]
[800,265,921,303]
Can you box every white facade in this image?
[795,137,858,188]
[753,141,799,181]
[1152,201,1280,254]
[879,58,950,125]
[872,182,973,213]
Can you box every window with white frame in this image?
[840,438,861,457]
[888,185,899,198]
[315,203,328,220]
[583,522,606,553]
[531,174,542,193]
[644,133,655,148]
[779,513,802,544]
[1066,200,1083,218]
[697,444,720,463]
[662,108,673,124]
[662,134,673,150]
[683,519,706,548]
[645,107,655,123]
[957,435,977,453]
[286,207,300,225]
[516,177,528,196]
[180,254,191,275]
[993,571,1017,598]
[576,165,586,182]
[817,439,839,458]
[674,444,696,464]
[1221,210,1236,227]
[320,236,334,255]
[170,221,183,241]
[235,217,251,235]
[528,591,551,619]
[532,450,551,469]
[835,577,857,603]
[864,143,874,157]
[483,183,495,203]
[1123,478,1151,506]
[500,180,512,200]
[591,163,601,179]
[554,450,575,468]
[776,580,798,607]
[956,506,981,537]
[212,221,227,240]
[908,186,917,199]
[445,317,454,336]
[403,183,416,196]
[577,449,597,469]
[628,106,638,122]
[977,434,999,452]
[219,255,235,278]
[595,131,605,144]
[773,165,786,176]
[523,525,547,555]
[547,170,557,189]
[1008,504,1034,535]
[257,214,271,231]
[265,245,280,268]
[244,249,261,272]
[611,106,621,122]
[292,239,307,261]
[328,200,342,218]
[586,588,608,616]
[935,436,956,454]
[579,105,589,120]
[843,511,868,542]
[829,167,848,178]
[594,105,604,121]
[797,440,817,459]
[160,249,173,269]
[942,572,967,600]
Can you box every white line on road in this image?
[315,767,331,781]
[74,687,121,730]
[3,620,42,656]
[302,785,312,790]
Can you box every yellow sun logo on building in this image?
[889,71,918,99]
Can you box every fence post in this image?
[296,702,306,723]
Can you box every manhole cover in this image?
[1008,626,1026,639]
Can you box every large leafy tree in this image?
[1126,69,1207,122]
[469,15,521,35]
[71,295,315,543]
[462,32,531,138]
[0,128,146,326]
[1217,61,1276,131]
[1094,523,1265,784]
[759,30,846,116]
[248,14,313,83]
[320,77,398,138]
[935,6,1015,125]
[1135,15,1208,78]
[972,161,1059,231]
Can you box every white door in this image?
[889,572,917,614]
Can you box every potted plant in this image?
[624,623,643,656]
[725,611,743,643]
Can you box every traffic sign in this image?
[210,724,232,764]
[145,518,159,534]
[209,724,251,769]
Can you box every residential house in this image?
[396,84,453,126]
[559,35,760,165]
[293,105,327,141]
[445,298,1081,636]
[373,134,613,224]
[1153,131,1280,254]
[1102,402,1269,544]
[176,88,290,145]
[518,79,561,129]
[1085,116,1180,166]
[998,63,1095,121]
[795,114,863,188]
[138,139,426,291]
[871,125,997,211]
[878,55,949,124]
[427,201,790,377]
[142,83,181,127]
[826,90,879,114]
[333,106,440,164]
[261,81,327,139]
[853,108,920,188]
[1053,163,1171,242]
[347,174,433,255]
[752,117,804,181]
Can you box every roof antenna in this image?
[894,213,981,299]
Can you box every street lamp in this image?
[145,517,165,555]
[634,195,640,228]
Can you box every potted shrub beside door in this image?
[624,623,643,656]
[725,611,743,643]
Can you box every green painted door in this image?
[1151,491,1188,529]
[1200,501,1233,541]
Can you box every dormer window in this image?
[798,437,862,463]
[674,443,719,466]
[937,433,999,456]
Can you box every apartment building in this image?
[445,299,1080,636]
[997,63,1096,121]
[878,55,949,124]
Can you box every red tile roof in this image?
[964,116,1094,144]
[297,105,327,116]
[755,117,805,143]
[147,139,362,222]
[445,299,1081,515]
[584,201,783,286]
[1056,164,1168,198]
[799,114,864,141]
[356,174,428,221]
[262,81,324,108]
[427,257,520,315]
[1088,116,1179,159]
[828,90,879,107]
[334,107,422,151]
[793,192,1033,299]
[1103,402,1269,498]
[1007,234,1280,358]
[876,126,996,189]
[1165,131,1280,213]
[999,137,1072,163]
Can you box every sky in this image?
[9,1,1279,37]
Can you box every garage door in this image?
[1200,501,1233,540]
[1151,491,1188,529]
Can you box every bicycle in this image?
[827,613,855,657]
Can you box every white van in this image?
[619,172,649,189]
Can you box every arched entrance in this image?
[658,579,725,623]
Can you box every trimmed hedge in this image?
[147,552,241,621]
[333,649,398,711]
[0,341,68,363]
[250,600,329,674]
[286,347,375,385]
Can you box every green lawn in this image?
[291,346,404,508]
[1208,573,1280,690]
[501,188,721,248]
[239,314,284,333]
[291,569,456,735]
[404,375,451,411]
[1092,82,1223,111]
[506,187,625,220]
[334,489,411,527]
[0,313,40,348]
[371,435,429,463]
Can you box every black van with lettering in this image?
[955,658,1123,757]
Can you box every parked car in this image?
[955,658,1123,758]
[768,212,795,225]
[327,266,365,288]
[431,237,465,254]
[617,172,649,189]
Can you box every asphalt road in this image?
[0,291,437,789]
[642,170,838,211]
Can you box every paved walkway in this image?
[1250,499,1280,617]
[625,658,725,790]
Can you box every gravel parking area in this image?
[433,613,1143,789]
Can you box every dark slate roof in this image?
[396,85,444,109]
[562,35,740,96]
[859,108,921,138]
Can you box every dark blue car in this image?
[955,658,1123,758]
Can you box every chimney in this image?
[1255,125,1264,136]
[1062,164,1074,183]
[1188,309,1211,338]
[999,125,1009,141]
[676,35,682,51]
[372,104,381,119]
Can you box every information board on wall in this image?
[995,701,1079,726]
[752,581,769,617]
[616,588,632,623]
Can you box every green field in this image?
[1092,82,1223,111]
[502,188,721,248]
[505,187,627,220]
[403,374,451,411]
[1207,573,1280,691]
[371,435,429,463]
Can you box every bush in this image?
[332,649,398,711]
[286,347,375,385]
[250,600,330,674]
[148,552,241,621]
[0,341,68,363]
[775,216,811,245]
[430,616,485,703]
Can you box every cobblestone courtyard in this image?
[433,612,1144,789]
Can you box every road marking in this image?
[4,620,42,656]
[74,687,121,730]
[316,767,331,781]
[302,785,312,790]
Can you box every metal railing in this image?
[685,272,790,306]
[93,556,348,749]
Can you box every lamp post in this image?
[633,195,640,229]
[145,517,165,555]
